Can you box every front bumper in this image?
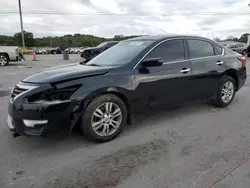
[7,82,80,136]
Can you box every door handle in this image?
[216,61,223,65]
[180,68,191,73]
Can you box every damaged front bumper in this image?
[7,82,82,137]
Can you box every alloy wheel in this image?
[0,55,8,66]
[221,81,234,103]
[91,102,122,137]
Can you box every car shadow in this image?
[4,98,238,156]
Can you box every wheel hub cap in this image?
[91,102,122,137]
[0,56,7,66]
[221,81,234,103]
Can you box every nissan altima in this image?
[7,35,247,142]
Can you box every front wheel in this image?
[81,94,127,142]
[212,75,236,107]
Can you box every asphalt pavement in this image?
[1,55,250,188]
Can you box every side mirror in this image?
[141,57,163,67]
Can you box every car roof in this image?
[125,34,214,42]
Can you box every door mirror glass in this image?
[141,57,163,67]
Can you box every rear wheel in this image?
[212,75,236,107]
[0,54,9,66]
[81,94,127,142]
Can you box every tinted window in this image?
[106,42,117,48]
[145,39,185,62]
[187,39,215,58]
[96,42,108,48]
[214,44,223,55]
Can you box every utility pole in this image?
[18,0,25,48]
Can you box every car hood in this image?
[22,63,111,84]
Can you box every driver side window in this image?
[145,39,185,63]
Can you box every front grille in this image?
[11,86,28,98]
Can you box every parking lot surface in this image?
[1,55,250,188]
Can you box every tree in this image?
[226,36,238,42]
[238,33,250,43]
[213,37,221,42]
[14,30,34,47]
[74,33,81,37]
[114,35,125,41]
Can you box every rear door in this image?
[186,38,226,100]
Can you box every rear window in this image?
[187,39,215,58]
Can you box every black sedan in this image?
[49,47,63,54]
[7,35,247,142]
[81,41,118,61]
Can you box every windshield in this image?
[96,42,108,48]
[86,40,154,66]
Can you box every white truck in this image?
[0,46,20,66]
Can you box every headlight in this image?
[28,84,82,104]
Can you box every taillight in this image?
[238,56,246,68]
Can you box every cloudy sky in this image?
[1,0,250,39]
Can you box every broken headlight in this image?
[28,84,82,103]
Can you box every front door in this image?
[134,39,193,108]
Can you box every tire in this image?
[242,50,247,56]
[81,94,127,142]
[212,75,236,107]
[0,54,9,66]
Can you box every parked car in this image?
[223,43,247,56]
[246,45,250,57]
[81,41,118,61]
[49,47,63,54]
[35,48,46,55]
[78,46,89,54]
[7,35,247,142]
[69,48,77,54]
[0,46,20,66]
